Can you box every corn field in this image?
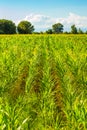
[0,35,87,130]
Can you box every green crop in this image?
[0,34,87,130]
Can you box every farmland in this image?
[0,35,87,130]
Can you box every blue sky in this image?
[0,0,87,31]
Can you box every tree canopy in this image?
[78,28,83,34]
[46,29,53,34]
[71,24,78,34]
[0,19,86,34]
[52,23,64,33]
[0,19,16,34]
[17,21,34,34]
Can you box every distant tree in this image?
[71,24,78,34]
[63,31,69,34]
[46,29,53,34]
[52,23,63,34]
[78,28,84,34]
[33,32,40,34]
[0,30,4,34]
[17,21,34,34]
[40,31,44,34]
[85,31,87,34]
[0,19,16,34]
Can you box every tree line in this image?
[0,19,87,34]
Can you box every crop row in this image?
[0,35,87,130]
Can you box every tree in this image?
[46,29,53,34]
[40,31,44,34]
[71,24,77,34]
[17,21,34,34]
[0,19,16,34]
[63,31,69,34]
[78,28,83,34]
[85,31,87,34]
[52,23,63,34]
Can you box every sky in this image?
[0,0,87,32]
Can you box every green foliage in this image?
[71,24,78,34]
[78,28,84,34]
[46,29,53,34]
[63,31,69,34]
[52,23,64,33]
[0,35,87,129]
[17,21,34,34]
[0,19,16,34]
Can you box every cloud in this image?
[24,14,55,30]
[57,13,87,28]
[24,14,50,23]
[16,13,87,31]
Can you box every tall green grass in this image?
[0,35,87,130]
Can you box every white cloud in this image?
[16,13,87,31]
[57,13,87,28]
[24,14,50,23]
[24,14,55,30]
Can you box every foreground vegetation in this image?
[0,34,87,130]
